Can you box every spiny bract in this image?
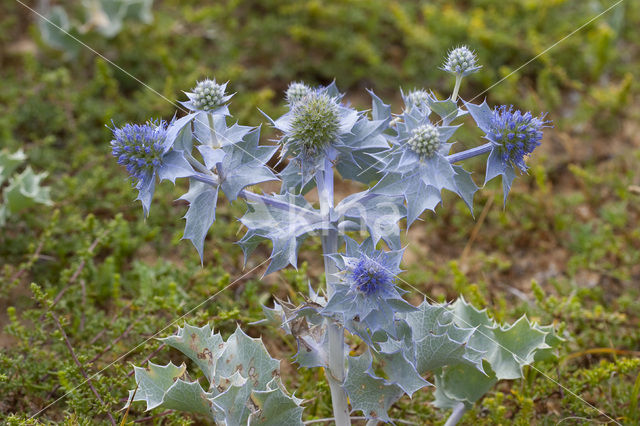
[407,124,441,158]
[489,105,548,172]
[110,121,167,182]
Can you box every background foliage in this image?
[1,0,639,424]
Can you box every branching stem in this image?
[446,142,492,163]
[316,157,350,426]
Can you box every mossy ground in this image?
[1,1,639,424]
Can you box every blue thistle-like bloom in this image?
[441,45,481,76]
[464,99,550,204]
[110,119,195,216]
[351,252,397,297]
[285,82,312,105]
[322,238,415,338]
[488,105,548,172]
[110,121,167,182]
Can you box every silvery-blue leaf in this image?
[323,80,342,98]
[135,171,155,218]
[463,99,494,133]
[344,351,404,422]
[279,160,316,195]
[216,326,281,388]
[374,349,430,397]
[181,183,219,261]
[448,297,551,380]
[335,191,405,249]
[434,361,497,409]
[164,113,198,151]
[172,119,193,152]
[405,182,442,226]
[485,147,515,205]
[484,147,506,184]
[197,145,226,170]
[335,151,383,184]
[159,324,223,386]
[452,165,478,214]
[437,124,461,143]
[372,171,414,197]
[157,150,195,183]
[239,193,328,274]
[294,327,329,369]
[368,89,392,122]
[248,383,304,426]
[419,154,457,193]
[219,160,277,202]
[427,96,467,126]
[211,381,254,425]
[127,362,216,417]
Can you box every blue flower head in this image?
[488,105,548,172]
[351,251,397,297]
[322,238,415,338]
[110,120,167,183]
[441,45,481,77]
[464,99,551,204]
[110,119,195,216]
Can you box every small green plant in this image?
[0,149,51,226]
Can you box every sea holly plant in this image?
[114,47,557,425]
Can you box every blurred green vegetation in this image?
[1,0,639,424]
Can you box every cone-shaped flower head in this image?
[288,91,340,155]
[442,45,481,76]
[489,105,548,172]
[110,121,167,182]
[192,79,226,111]
[406,123,441,158]
[182,79,233,113]
[285,82,312,105]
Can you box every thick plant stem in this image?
[317,158,351,426]
[451,74,463,102]
[446,142,492,163]
[444,402,468,426]
[208,113,219,148]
